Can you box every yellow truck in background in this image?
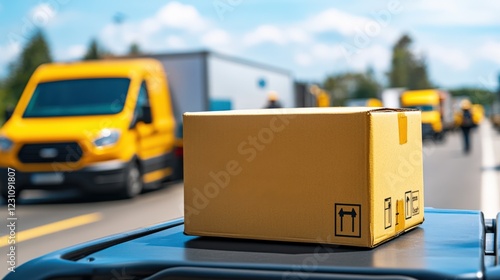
[345,98,383,107]
[0,59,179,200]
[472,104,485,125]
[401,89,454,140]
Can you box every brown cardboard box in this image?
[184,107,424,248]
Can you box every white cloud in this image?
[478,41,500,65]
[242,8,396,51]
[304,8,368,36]
[426,45,470,71]
[166,36,186,49]
[293,43,345,67]
[410,0,500,26]
[346,44,390,71]
[243,25,287,47]
[100,21,157,54]
[296,42,389,72]
[242,25,315,48]
[156,2,210,33]
[57,44,86,61]
[87,1,495,88]
[0,42,20,77]
[294,53,312,66]
[311,43,344,61]
[100,24,128,53]
[99,1,212,54]
[201,29,231,48]
[0,42,21,65]
[140,18,162,36]
[286,28,311,44]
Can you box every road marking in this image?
[480,121,500,219]
[0,212,102,248]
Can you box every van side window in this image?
[135,81,151,121]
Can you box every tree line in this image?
[0,30,496,124]
[324,34,495,106]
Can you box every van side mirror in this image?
[4,108,13,122]
[138,105,153,124]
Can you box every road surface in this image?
[1,121,500,277]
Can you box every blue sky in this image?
[1,1,500,90]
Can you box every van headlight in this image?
[0,136,13,152]
[93,129,120,148]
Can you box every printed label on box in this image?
[335,204,361,238]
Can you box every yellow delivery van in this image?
[346,98,383,107]
[0,59,177,199]
[401,89,444,140]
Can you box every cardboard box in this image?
[184,107,424,248]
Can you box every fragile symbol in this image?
[384,198,392,229]
[335,204,361,238]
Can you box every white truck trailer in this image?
[148,51,294,121]
[381,87,406,108]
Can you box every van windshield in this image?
[23,78,131,118]
[405,105,435,112]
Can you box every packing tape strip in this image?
[398,112,407,145]
[396,199,405,234]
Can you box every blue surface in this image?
[4,209,494,280]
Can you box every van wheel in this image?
[120,162,143,199]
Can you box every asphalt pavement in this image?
[423,120,500,217]
[1,120,500,277]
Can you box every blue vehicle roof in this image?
[5,208,499,280]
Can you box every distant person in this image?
[309,85,331,107]
[459,100,474,154]
[264,91,283,108]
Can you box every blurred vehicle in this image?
[0,59,178,199]
[381,87,405,108]
[472,104,485,125]
[345,98,383,107]
[6,209,500,280]
[492,100,500,131]
[147,51,295,115]
[401,89,454,140]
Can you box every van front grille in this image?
[18,142,83,163]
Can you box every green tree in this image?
[409,56,432,90]
[388,34,432,90]
[0,85,9,125]
[354,67,381,99]
[450,87,495,106]
[389,34,412,88]
[323,69,381,106]
[128,42,141,56]
[4,30,52,103]
[83,38,104,60]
